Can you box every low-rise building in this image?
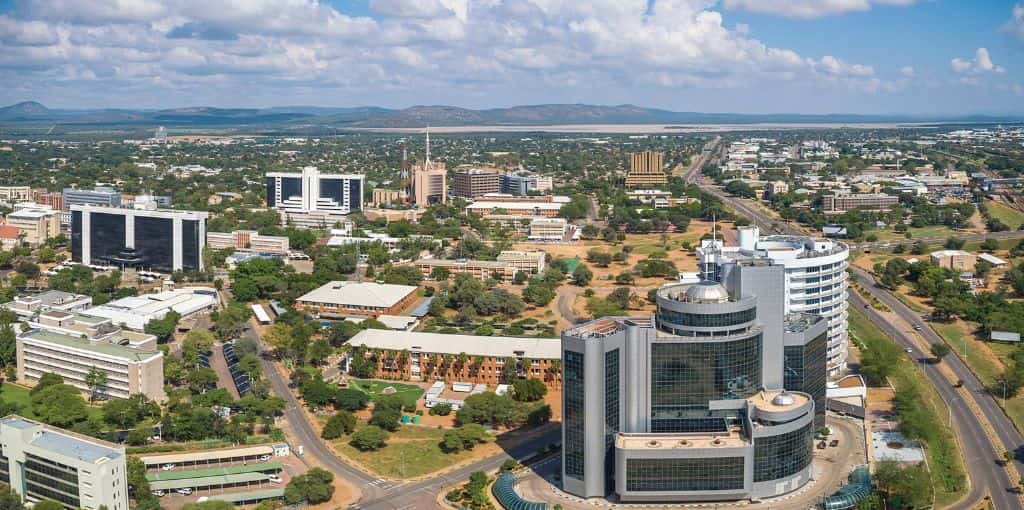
[466,200,563,218]
[17,311,165,401]
[496,250,547,274]
[764,181,789,199]
[529,218,568,241]
[414,258,520,282]
[32,190,64,211]
[83,287,218,331]
[296,281,419,318]
[372,189,404,206]
[0,415,129,510]
[207,230,290,255]
[0,225,20,250]
[0,186,32,204]
[6,205,61,246]
[930,249,976,271]
[347,329,561,384]
[2,290,93,319]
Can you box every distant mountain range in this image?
[1,100,1021,128]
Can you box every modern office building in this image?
[495,250,547,274]
[5,204,61,246]
[822,192,898,213]
[410,160,447,206]
[295,281,419,318]
[0,415,129,510]
[452,169,501,199]
[265,166,364,216]
[63,187,122,210]
[529,218,569,241]
[16,310,166,401]
[625,151,667,188]
[561,261,827,502]
[70,205,207,273]
[698,226,849,373]
[500,172,550,196]
[207,230,289,255]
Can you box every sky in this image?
[1,0,1024,115]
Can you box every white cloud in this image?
[721,0,917,19]
[900,66,915,77]
[1002,3,1024,44]
[950,48,1005,77]
[0,0,898,108]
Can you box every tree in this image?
[981,238,1001,252]
[350,425,389,451]
[571,264,593,286]
[284,467,335,505]
[511,378,547,402]
[187,368,218,394]
[335,388,369,411]
[31,501,63,510]
[873,461,932,509]
[300,378,335,409]
[31,384,88,427]
[321,411,357,439]
[30,372,64,394]
[930,342,951,361]
[182,502,235,510]
[182,329,216,353]
[430,266,450,281]
[724,180,755,198]
[944,237,965,250]
[369,394,403,431]
[144,310,181,343]
[85,366,108,402]
[0,323,15,368]
[429,402,452,416]
[528,404,553,426]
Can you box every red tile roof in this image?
[0,225,21,239]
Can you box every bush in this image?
[350,425,389,451]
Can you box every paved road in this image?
[681,136,720,183]
[693,176,1024,508]
[244,316,564,510]
[853,230,1024,250]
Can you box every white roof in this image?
[930,249,972,258]
[978,253,1007,265]
[466,201,563,211]
[348,329,560,359]
[297,281,417,308]
[376,315,418,329]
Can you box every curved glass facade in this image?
[657,307,756,330]
[753,422,814,482]
[626,457,745,492]
[650,334,762,430]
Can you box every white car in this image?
[151,490,165,497]
[259,455,271,462]
[268,474,283,484]
[176,488,193,496]
[161,464,175,471]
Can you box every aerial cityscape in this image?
[1,1,1024,510]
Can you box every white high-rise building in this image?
[266,166,364,215]
[698,226,850,374]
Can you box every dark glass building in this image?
[70,205,208,273]
[561,261,828,502]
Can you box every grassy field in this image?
[349,380,424,409]
[869,225,963,242]
[985,200,1024,230]
[333,423,493,478]
[849,309,967,506]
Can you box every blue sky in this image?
[1,0,1023,115]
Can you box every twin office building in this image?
[71,205,207,273]
[266,166,364,216]
[562,258,827,502]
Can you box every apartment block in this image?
[207,230,289,255]
[348,329,561,385]
[5,205,61,246]
[16,311,166,401]
[0,186,32,203]
[452,169,501,198]
[822,192,898,213]
[0,416,129,510]
[33,190,64,211]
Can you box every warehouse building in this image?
[295,281,419,318]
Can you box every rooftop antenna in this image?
[425,126,431,165]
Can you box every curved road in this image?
[696,178,1024,508]
[247,319,562,510]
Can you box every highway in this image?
[692,174,1024,508]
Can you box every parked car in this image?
[176,488,193,496]
[829,439,839,447]
[817,441,827,449]
[161,464,175,471]
[151,490,165,497]
[259,455,271,462]
[913,325,923,331]
[268,474,283,484]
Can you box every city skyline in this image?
[0,1,1023,115]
